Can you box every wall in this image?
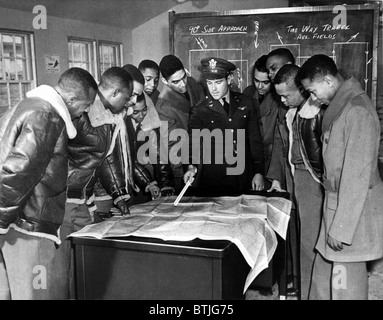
[0,7,132,86]
[131,0,289,67]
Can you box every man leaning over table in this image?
[0,67,97,300]
[57,66,134,299]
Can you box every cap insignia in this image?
[209,59,217,69]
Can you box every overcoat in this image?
[376,94,383,179]
[316,77,383,262]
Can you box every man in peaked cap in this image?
[184,57,265,196]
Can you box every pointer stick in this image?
[173,179,192,206]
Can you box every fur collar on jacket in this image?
[26,85,77,139]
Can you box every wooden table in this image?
[73,236,250,300]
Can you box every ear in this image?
[126,106,133,116]
[161,77,168,86]
[66,95,77,105]
[112,88,120,98]
[227,74,234,85]
[324,75,334,87]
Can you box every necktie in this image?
[222,97,230,115]
[184,91,190,101]
[135,123,141,140]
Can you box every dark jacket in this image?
[149,89,160,105]
[267,103,292,191]
[0,98,68,236]
[188,90,264,195]
[67,112,128,203]
[243,85,280,174]
[156,76,206,191]
[126,117,173,190]
[98,135,153,197]
[296,107,325,178]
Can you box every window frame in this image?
[0,29,36,113]
[98,40,123,78]
[68,36,98,82]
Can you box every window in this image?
[68,38,123,82]
[0,31,36,116]
[68,38,97,80]
[99,42,123,75]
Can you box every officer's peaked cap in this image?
[201,57,236,79]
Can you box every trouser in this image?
[0,228,66,300]
[286,207,300,289]
[294,169,324,300]
[54,202,92,299]
[309,252,368,300]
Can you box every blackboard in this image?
[169,3,379,102]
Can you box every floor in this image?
[245,257,383,300]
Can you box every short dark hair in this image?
[58,67,98,100]
[274,64,300,88]
[136,92,146,104]
[298,54,338,82]
[159,54,184,80]
[138,59,160,73]
[267,48,295,65]
[122,64,145,85]
[99,66,133,94]
[252,55,268,79]
[254,55,268,73]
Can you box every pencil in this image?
[173,179,192,206]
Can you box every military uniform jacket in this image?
[189,90,264,194]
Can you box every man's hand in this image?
[183,165,197,184]
[327,234,344,251]
[148,184,161,200]
[161,186,175,197]
[116,199,130,216]
[251,173,265,191]
[267,180,285,192]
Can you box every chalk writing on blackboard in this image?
[189,24,248,35]
[171,4,379,101]
[254,21,259,49]
[284,23,352,41]
[195,37,208,50]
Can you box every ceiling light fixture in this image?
[192,0,209,8]
[173,0,209,8]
